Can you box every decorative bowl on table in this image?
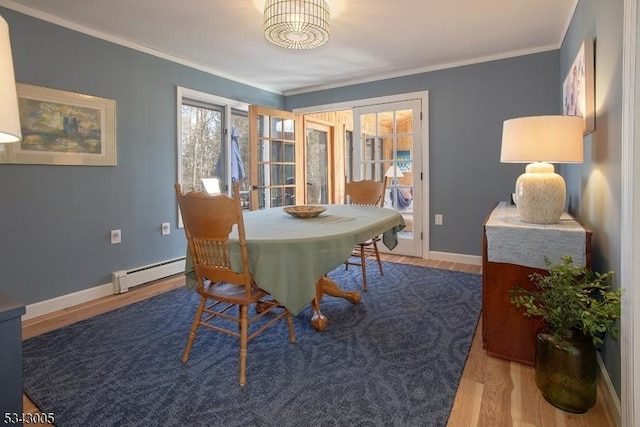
[283,205,327,218]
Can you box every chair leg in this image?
[359,244,368,291]
[239,304,249,387]
[182,296,206,363]
[373,240,384,276]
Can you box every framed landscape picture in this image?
[562,38,595,135]
[0,83,116,166]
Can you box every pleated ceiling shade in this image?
[264,0,330,50]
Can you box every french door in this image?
[353,99,423,257]
[248,105,304,210]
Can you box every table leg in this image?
[310,276,362,331]
[320,276,362,304]
[310,298,327,331]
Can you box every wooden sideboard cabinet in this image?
[482,202,592,366]
[0,293,26,418]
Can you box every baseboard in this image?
[597,352,622,426]
[428,251,482,266]
[23,258,186,321]
[23,282,114,321]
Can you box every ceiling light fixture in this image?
[264,0,330,50]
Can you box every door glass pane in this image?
[306,127,328,204]
[258,139,269,161]
[361,113,376,135]
[397,109,413,133]
[284,142,295,162]
[270,164,284,185]
[362,136,390,181]
[270,117,282,139]
[284,164,295,185]
[283,119,295,138]
[257,115,265,138]
[377,111,394,135]
[270,140,284,162]
[271,187,283,206]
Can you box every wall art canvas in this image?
[562,38,595,135]
[0,83,116,165]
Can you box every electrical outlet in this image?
[161,223,170,235]
[110,229,121,244]
[435,214,443,226]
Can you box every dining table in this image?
[185,204,405,331]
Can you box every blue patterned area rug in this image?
[22,262,481,427]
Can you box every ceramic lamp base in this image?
[514,162,565,224]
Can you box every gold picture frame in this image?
[562,38,595,135]
[0,83,116,166]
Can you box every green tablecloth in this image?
[185,204,405,314]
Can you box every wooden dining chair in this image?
[175,182,296,386]
[344,179,386,291]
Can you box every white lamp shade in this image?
[384,164,404,178]
[500,115,583,164]
[0,15,21,143]
[201,177,222,194]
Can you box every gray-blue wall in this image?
[0,8,283,305]
[286,52,561,258]
[2,8,622,402]
[561,0,623,396]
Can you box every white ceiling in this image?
[0,0,577,95]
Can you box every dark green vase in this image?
[535,328,597,413]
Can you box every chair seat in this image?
[356,236,380,246]
[201,281,266,304]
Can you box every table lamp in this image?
[500,115,583,224]
[201,177,222,194]
[0,15,21,143]
[384,164,404,208]
[384,164,404,180]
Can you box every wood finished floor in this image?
[21,254,615,426]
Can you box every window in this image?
[176,87,249,208]
[180,99,224,193]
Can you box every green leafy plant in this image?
[509,256,621,345]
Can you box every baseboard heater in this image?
[112,257,186,294]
